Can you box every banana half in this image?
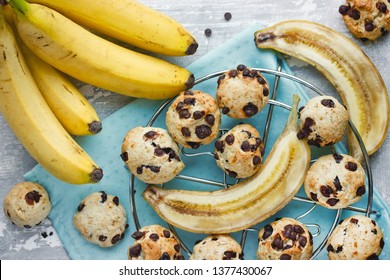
[143,95,311,234]
[254,20,389,162]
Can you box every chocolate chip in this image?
[174,243,181,252]
[120,152,128,162]
[223,251,237,260]
[136,166,143,174]
[310,192,318,201]
[225,134,235,145]
[163,148,180,162]
[321,98,335,108]
[293,225,304,234]
[280,254,292,260]
[25,191,42,205]
[111,234,121,244]
[348,7,360,20]
[100,191,107,203]
[262,224,273,240]
[356,186,366,196]
[229,69,238,78]
[326,198,339,206]
[227,169,238,178]
[193,110,205,120]
[242,68,251,76]
[222,107,230,114]
[163,230,171,238]
[184,90,194,95]
[334,176,342,191]
[320,185,333,198]
[263,87,269,97]
[149,233,159,241]
[159,252,170,260]
[144,131,158,139]
[365,22,375,32]
[113,196,119,206]
[257,76,266,85]
[372,228,378,235]
[350,218,359,224]
[184,97,196,106]
[380,238,385,249]
[129,244,142,257]
[297,130,306,140]
[367,253,379,260]
[179,109,191,119]
[187,142,200,149]
[282,224,297,240]
[336,245,343,253]
[77,203,85,212]
[211,237,218,241]
[214,153,219,160]
[243,102,259,117]
[147,165,160,173]
[195,125,212,139]
[298,236,307,248]
[345,161,358,171]
[271,233,283,250]
[327,244,335,252]
[241,140,251,152]
[154,147,164,157]
[23,225,32,229]
[181,127,191,137]
[224,12,232,21]
[253,156,261,166]
[339,4,350,15]
[237,64,246,71]
[304,117,315,128]
[176,101,184,111]
[307,134,323,147]
[204,28,212,37]
[217,75,225,85]
[333,153,344,163]
[131,231,144,240]
[99,235,107,242]
[377,2,388,13]
[205,114,215,126]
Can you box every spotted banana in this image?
[254,20,389,161]
[143,95,311,234]
[7,0,194,100]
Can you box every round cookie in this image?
[297,95,348,147]
[304,153,366,209]
[190,234,243,260]
[3,182,51,228]
[257,217,313,260]
[327,215,385,259]
[214,124,264,178]
[73,191,127,247]
[216,64,270,119]
[121,126,185,184]
[166,89,221,149]
[128,224,184,260]
[339,0,390,41]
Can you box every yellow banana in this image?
[27,0,198,56]
[143,95,311,234]
[0,8,103,184]
[8,0,194,100]
[254,20,389,161]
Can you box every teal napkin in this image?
[25,24,390,260]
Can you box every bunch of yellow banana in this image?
[254,20,390,162]
[143,95,311,234]
[6,0,195,100]
[0,7,103,184]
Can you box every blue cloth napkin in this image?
[25,24,390,260]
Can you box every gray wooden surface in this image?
[1,0,389,259]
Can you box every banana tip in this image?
[90,168,103,183]
[88,120,102,134]
[185,42,198,55]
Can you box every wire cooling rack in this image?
[128,59,375,260]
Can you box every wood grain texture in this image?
[0,0,389,259]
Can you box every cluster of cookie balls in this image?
[2,63,385,260]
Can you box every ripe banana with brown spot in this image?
[254,20,389,162]
[27,0,198,56]
[0,7,103,184]
[143,95,310,234]
[7,0,194,100]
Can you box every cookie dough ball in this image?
[3,182,51,228]
[214,124,264,178]
[257,217,313,260]
[190,234,243,260]
[305,153,366,209]
[121,126,184,184]
[216,64,270,119]
[339,0,390,41]
[166,90,221,149]
[297,96,348,147]
[128,224,184,260]
[327,215,385,259]
[73,191,127,247]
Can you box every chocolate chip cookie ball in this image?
[327,215,385,260]
[190,234,243,260]
[304,153,366,209]
[257,217,313,260]
[3,182,51,228]
[128,224,184,260]
[297,96,348,147]
[121,126,184,184]
[73,191,127,247]
[166,90,221,149]
[339,0,390,41]
[214,124,264,178]
[216,64,270,119]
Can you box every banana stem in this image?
[285,94,300,132]
[7,0,29,15]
